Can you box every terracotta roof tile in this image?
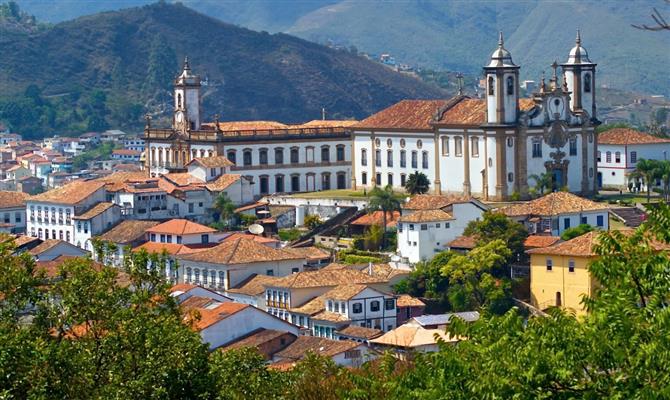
[498,192,609,217]
[447,235,478,249]
[290,294,326,315]
[133,242,216,256]
[268,269,387,289]
[97,220,160,244]
[180,297,248,331]
[323,284,368,301]
[524,235,561,249]
[311,310,349,323]
[351,211,400,228]
[205,174,241,191]
[436,98,535,125]
[30,180,105,205]
[396,294,426,308]
[297,120,358,128]
[0,191,30,208]
[337,325,383,340]
[403,194,474,210]
[222,233,279,245]
[28,239,71,256]
[227,273,282,296]
[161,173,205,187]
[187,156,234,168]
[371,324,460,347]
[353,99,448,130]
[398,209,453,223]
[220,328,296,354]
[112,149,141,156]
[73,202,117,220]
[274,336,362,360]
[282,246,330,261]
[598,128,670,145]
[146,219,216,235]
[177,238,303,265]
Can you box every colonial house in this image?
[271,336,374,368]
[95,220,160,266]
[176,237,307,291]
[144,58,355,197]
[144,219,224,245]
[179,295,299,351]
[498,191,609,236]
[596,128,670,189]
[111,149,142,163]
[397,194,488,263]
[72,203,122,250]
[0,191,29,234]
[26,180,107,248]
[27,239,89,261]
[351,32,599,200]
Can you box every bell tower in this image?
[561,30,597,121]
[483,32,520,125]
[173,56,201,132]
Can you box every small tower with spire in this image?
[561,30,597,120]
[483,32,520,125]
[173,56,202,131]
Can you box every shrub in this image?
[342,254,382,264]
[304,214,322,230]
[278,228,302,242]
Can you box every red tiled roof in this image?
[598,128,670,145]
[351,211,400,228]
[181,297,248,331]
[447,235,478,249]
[112,149,141,156]
[436,98,535,126]
[0,191,30,208]
[524,235,561,249]
[403,194,474,210]
[146,219,216,235]
[498,192,609,217]
[353,99,448,130]
[29,180,105,205]
[177,238,303,265]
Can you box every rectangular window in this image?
[361,172,367,185]
[387,150,393,167]
[336,146,345,161]
[422,151,429,169]
[176,236,182,244]
[361,149,367,166]
[630,151,637,163]
[606,152,611,163]
[581,216,587,224]
[597,151,601,162]
[400,174,406,187]
[384,299,395,310]
[375,149,381,167]
[441,137,449,156]
[275,148,284,164]
[387,173,393,186]
[455,137,463,157]
[400,150,406,167]
[160,234,166,243]
[188,203,194,213]
[398,223,403,232]
[370,301,380,312]
[471,137,479,157]
[352,303,362,314]
[201,234,209,244]
[420,224,428,231]
[14,212,21,223]
[532,140,542,158]
[569,138,577,156]
[568,260,575,273]
[546,259,553,271]
[564,218,570,230]
[411,151,418,169]
[266,269,274,276]
[615,152,621,163]
[409,224,414,231]
[597,215,604,227]
[290,148,299,163]
[376,173,381,185]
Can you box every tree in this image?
[463,211,529,267]
[394,250,455,307]
[304,214,322,230]
[404,171,430,194]
[367,184,401,248]
[629,158,661,203]
[209,347,287,399]
[441,240,513,314]
[528,171,553,196]
[214,192,236,229]
[560,223,594,241]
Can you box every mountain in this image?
[0,2,444,138]
[14,0,669,96]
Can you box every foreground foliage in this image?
[2,205,670,398]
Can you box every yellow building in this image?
[527,232,601,315]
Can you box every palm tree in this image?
[405,171,430,195]
[368,184,401,249]
[630,159,661,204]
[214,193,236,229]
[658,160,670,202]
[528,171,553,196]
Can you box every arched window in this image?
[227,150,236,164]
[194,268,200,284]
[584,73,591,93]
[203,269,208,285]
[186,267,192,283]
[422,151,429,169]
[210,271,216,287]
[218,271,225,288]
[506,76,514,95]
[44,230,49,239]
[488,76,495,95]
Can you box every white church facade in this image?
[144,58,355,198]
[351,32,599,201]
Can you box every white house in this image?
[498,191,609,236]
[272,336,374,368]
[26,180,107,247]
[169,283,231,303]
[144,219,223,245]
[96,219,160,266]
[396,195,488,263]
[0,191,29,234]
[27,239,89,261]
[73,203,122,250]
[176,237,306,291]
[111,149,142,162]
[180,295,299,351]
[352,32,599,200]
[597,128,670,189]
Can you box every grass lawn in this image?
[289,189,408,200]
[596,191,660,205]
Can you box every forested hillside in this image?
[0,2,443,138]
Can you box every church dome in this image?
[565,30,592,64]
[487,32,517,68]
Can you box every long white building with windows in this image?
[352,32,599,201]
[144,58,355,198]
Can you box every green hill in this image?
[0,2,444,138]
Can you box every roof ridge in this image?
[431,95,469,123]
